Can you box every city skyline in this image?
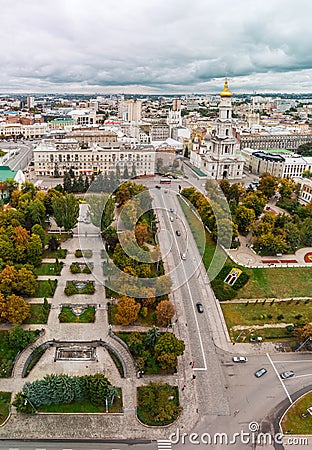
[1,0,312,94]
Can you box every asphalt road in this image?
[1,141,34,171]
[0,441,156,450]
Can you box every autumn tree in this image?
[156,300,176,327]
[278,178,296,201]
[0,294,31,324]
[135,224,149,246]
[115,295,141,325]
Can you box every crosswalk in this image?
[157,440,172,449]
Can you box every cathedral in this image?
[190,80,245,180]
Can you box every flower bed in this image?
[304,252,312,263]
[280,259,297,263]
[262,260,279,264]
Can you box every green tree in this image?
[243,191,267,218]
[26,199,46,227]
[52,193,79,231]
[154,332,185,369]
[234,205,256,234]
[123,165,129,180]
[88,194,115,230]
[31,224,46,248]
[83,373,112,406]
[7,324,35,350]
[27,233,43,266]
[278,178,296,201]
[63,172,72,193]
[301,217,312,246]
[258,173,278,199]
[145,326,161,350]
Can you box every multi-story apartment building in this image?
[0,122,48,138]
[66,129,118,146]
[241,148,312,178]
[33,139,155,177]
[118,99,142,123]
[237,130,312,151]
[293,176,312,205]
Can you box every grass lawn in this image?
[281,391,312,434]
[38,392,122,413]
[179,195,312,299]
[43,248,67,259]
[231,327,295,343]
[33,279,57,298]
[24,302,50,324]
[58,306,95,323]
[34,263,63,276]
[221,301,312,329]
[0,392,11,425]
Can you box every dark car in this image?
[176,230,181,236]
[255,368,267,378]
[155,185,161,189]
[196,302,204,313]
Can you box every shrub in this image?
[277,314,284,321]
[140,307,148,318]
[64,284,78,296]
[295,314,303,320]
[286,325,295,333]
[70,263,80,274]
[75,249,83,258]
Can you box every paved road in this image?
[0,442,156,450]
[1,141,34,171]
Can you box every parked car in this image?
[170,216,174,222]
[181,253,186,260]
[255,368,267,378]
[196,302,204,313]
[169,207,174,213]
[176,230,181,236]
[232,356,248,363]
[280,371,294,379]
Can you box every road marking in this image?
[266,353,293,404]
[157,440,172,449]
[168,198,207,371]
[271,360,312,363]
[293,373,312,379]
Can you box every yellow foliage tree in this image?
[115,295,141,325]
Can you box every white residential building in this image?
[33,139,155,177]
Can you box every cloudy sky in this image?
[1,0,312,94]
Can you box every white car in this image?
[170,216,174,222]
[232,356,248,363]
[181,253,186,260]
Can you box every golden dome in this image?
[220,79,232,98]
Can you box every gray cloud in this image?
[1,0,312,93]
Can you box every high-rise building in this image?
[27,96,35,109]
[118,99,142,123]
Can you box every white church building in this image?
[190,80,245,180]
